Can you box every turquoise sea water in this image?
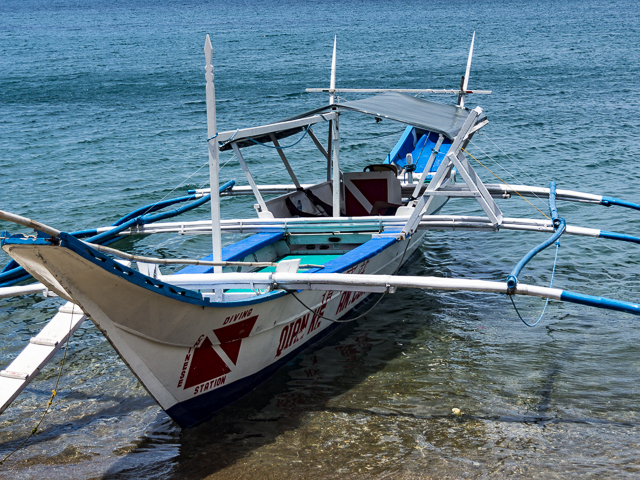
[1,0,640,478]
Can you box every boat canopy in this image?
[332,92,487,139]
[216,92,487,151]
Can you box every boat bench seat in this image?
[320,236,398,274]
[176,232,285,275]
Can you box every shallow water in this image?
[1,0,640,478]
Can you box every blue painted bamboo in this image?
[0,180,235,287]
[83,180,234,244]
[599,231,640,245]
[134,179,234,224]
[1,260,18,273]
[560,290,640,315]
[506,218,566,291]
[601,196,640,212]
[113,195,198,226]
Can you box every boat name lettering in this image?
[308,290,333,334]
[276,291,335,358]
[223,308,254,325]
[335,289,368,315]
[335,262,369,315]
[193,375,227,395]
[346,260,368,276]
[176,345,194,388]
[276,313,310,358]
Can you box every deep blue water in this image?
[1,0,640,478]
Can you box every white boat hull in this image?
[4,230,425,427]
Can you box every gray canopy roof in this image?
[218,92,486,151]
[334,92,486,139]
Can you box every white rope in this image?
[143,160,211,215]
[468,139,548,209]
[474,132,548,193]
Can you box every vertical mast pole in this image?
[329,36,337,105]
[458,31,475,109]
[327,36,337,181]
[332,116,341,217]
[329,37,340,216]
[204,35,223,276]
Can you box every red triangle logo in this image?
[219,340,242,365]
[212,315,258,365]
[183,336,231,389]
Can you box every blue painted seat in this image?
[321,236,397,274]
[412,133,452,172]
[176,232,285,275]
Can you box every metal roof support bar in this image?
[450,150,503,225]
[306,88,492,95]
[216,113,337,145]
[230,143,273,218]
[269,134,301,189]
[307,128,329,161]
[307,127,331,182]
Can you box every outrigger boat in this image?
[2,35,640,429]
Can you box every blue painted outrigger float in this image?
[2,34,640,430]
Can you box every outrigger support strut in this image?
[400,106,502,239]
[0,302,86,415]
[231,143,273,218]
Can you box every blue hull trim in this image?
[166,293,381,428]
[7,231,397,309]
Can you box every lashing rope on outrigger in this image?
[507,181,565,326]
[509,240,560,327]
[504,181,640,325]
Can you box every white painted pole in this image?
[306,88,492,94]
[329,36,337,105]
[156,271,565,304]
[204,35,223,277]
[329,36,339,211]
[0,283,48,299]
[326,37,337,180]
[458,31,475,108]
[332,115,341,217]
